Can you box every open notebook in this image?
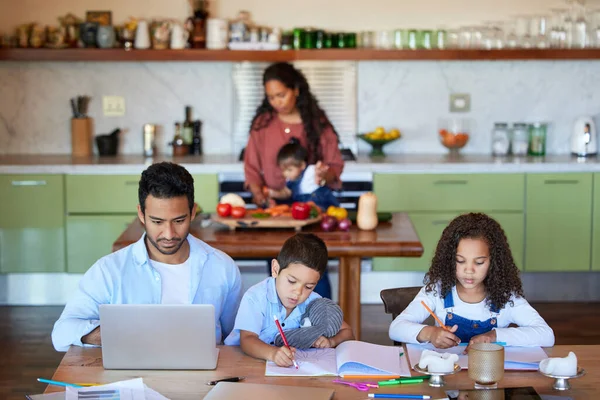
[265,340,411,377]
[407,343,548,371]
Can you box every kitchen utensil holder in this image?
[71,117,94,157]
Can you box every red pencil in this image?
[273,315,299,369]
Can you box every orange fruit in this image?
[443,134,457,147]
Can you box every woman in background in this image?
[243,62,344,299]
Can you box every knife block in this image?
[71,117,94,157]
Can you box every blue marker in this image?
[368,395,431,399]
[37,378,83,388]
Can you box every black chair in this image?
[380,286,433,346]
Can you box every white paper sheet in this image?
[64,378,169,400]
[336,341,408,376]
[265,341,411,377]
[265,348,338,376]
[406,343,547,371]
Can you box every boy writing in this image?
[224,233,354,366]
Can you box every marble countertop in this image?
[0,154,599,175]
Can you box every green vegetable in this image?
[309,205,320,219]
[251,212,271,219]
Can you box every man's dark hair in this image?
[277,233,328,276]
[277,139,308,166]
[138,162,195,214]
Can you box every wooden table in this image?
[113,212,423,340]
[45,345,597,399]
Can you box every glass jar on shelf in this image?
[550,8,568,48]
[511,123,529,156]
[491,123,510,156]
[528,122,548,157]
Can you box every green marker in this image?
[378,377,425,386]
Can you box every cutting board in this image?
[212,214,322,231]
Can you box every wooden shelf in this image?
[2,48,600,62]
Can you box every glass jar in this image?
[346,32,357,48]
[511,123,529,156]
[528,122,548,156]
[314,30,325,49]
[323,32,334,48]
[302,28,315,49]
[336,32,346,48]
[293,28,303,49]
[435,29,447,49]
[491,123,510,156]
[420,30,433,49]
[281,31,293,50]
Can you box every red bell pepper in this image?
[291,202,311,220]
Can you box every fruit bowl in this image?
[438,118,470,155]
[358,128,401,156]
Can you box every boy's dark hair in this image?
[277,233,328,276]
[277,139,308,166]
[138,162,195,214]
[424,212,524,310]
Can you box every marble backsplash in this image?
[0,62,233,155]
[1,60,600,156]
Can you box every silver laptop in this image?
[99,304,219,370]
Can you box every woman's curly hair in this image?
[424,212,524,310]
[249,62,339,164]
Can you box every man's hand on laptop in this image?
[82,326,102,346]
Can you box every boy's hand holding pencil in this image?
[271,345,297,367]
[273,315,299,368]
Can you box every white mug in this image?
[170,22,189,49]
[134,20,150,49]
[206,18,229,49]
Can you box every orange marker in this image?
[420,300,451,332]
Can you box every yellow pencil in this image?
[420,300,451,332]
[74,383,102,387]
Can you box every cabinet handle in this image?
[543,179,579,185]
[433,180,468,185]
[124,181,138,186]
[432,220,450,226]
[11,180,47,186]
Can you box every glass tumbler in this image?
[468,343,505,389]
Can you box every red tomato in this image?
[231,206,246,219]
[216,203,232,217]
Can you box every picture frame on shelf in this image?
[86,11,112,26]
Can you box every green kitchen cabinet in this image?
[373,212,524,271]
[66,174,218,214]
[66,175,140,214]
[192,174,218,213]
[592,173,600,271]
[374,173,525,213]
[0,175,65,273]
[66,215,136,273]
[525,173,593,272]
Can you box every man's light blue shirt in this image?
[51,234,242,352]
[224,277,321,346]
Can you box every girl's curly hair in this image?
[424,212,524,310]
[250,62,339,164]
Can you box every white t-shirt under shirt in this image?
[298,164,320,195]
[149,258,191,304]
[389,285,555,347]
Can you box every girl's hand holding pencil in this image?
[417,301,461,349]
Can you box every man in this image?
[52,162,242,351]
